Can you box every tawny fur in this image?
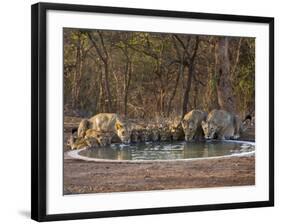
[85,129,113,146]
[181,110,207,141]
[201,109,241,140]
[77,113,131,144]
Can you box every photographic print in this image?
[63,28,256,195]
[31,3,273,221]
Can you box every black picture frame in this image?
[31,2,274,222]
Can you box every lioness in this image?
[77,113,131,144]
[77,119,89,138]
[181,110,207,141]
[201,109,241,140]
[85,129,113,146]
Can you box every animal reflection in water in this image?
[78,141,254,161]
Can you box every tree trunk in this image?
[193,80,198,108]
[160,89,165,115]
[87,31,112,112]
[216,37,236,113]
[181,36,200,117]
[104,62,112,112]
[124,61,132,116]
[182,65,194,117]
[71,39,83,109]
[206,41,220,112]
[167,63,183,116]
[231,38,242,80]
[98,69,105,112]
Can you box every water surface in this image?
[78,141,255,161]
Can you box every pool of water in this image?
[77,140,255,161]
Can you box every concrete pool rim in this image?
[66,140,255,163]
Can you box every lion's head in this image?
[201,121,218,140]
[181,120,198,141]
[170,123,184,141]
[115,121,131,144]
[159,126,171,141]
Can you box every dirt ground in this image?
[63,116,255,194]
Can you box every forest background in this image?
[63,28,255,120]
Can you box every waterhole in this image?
[74,140,255,161]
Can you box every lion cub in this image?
[130,128,152,143]
[147,124,160,142]
[130,129,141,143]
[201,109,241,140]
[67,135,99,150]
[159,126,172,141]
[181,110,207,141]
[139,128,151,142]
[85,129,113,146]
[170,123,185,141]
